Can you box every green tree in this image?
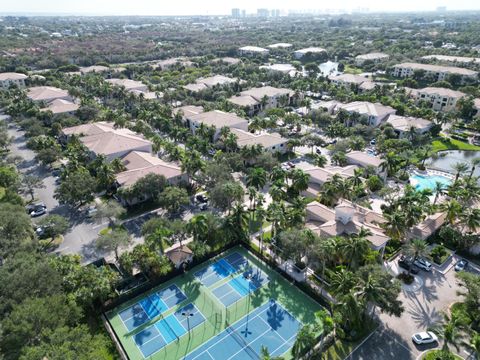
[36,214,69,244]
[0,203,35,257]
[0,295,82,360]
[20,324,114,360]
[210,181,244,213]
[93,199,126,227]
[246,168,268,190]
[95,229,132,261]
[291,324,316,358]
[54,169,96,207]
[403,239,429,275]
[20,175,45,201]
[159,186,189,215]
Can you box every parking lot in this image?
[348,254,478,360]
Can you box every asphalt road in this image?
[349,255,472,360]
[7,123,108,263]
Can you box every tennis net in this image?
[225,325,258,359]
[161,316,179,340]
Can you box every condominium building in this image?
[407,87,466,112]
[392,62,478,83]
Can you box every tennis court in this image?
[119,284,187,331]
[134,303,206,358]
[106,246,324,360]
[211,266,269,307]
[183,299,300,360]
[193,252,248,287]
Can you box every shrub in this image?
[397,272,414,284]
[430,245,448,264]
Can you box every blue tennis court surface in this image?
[119,284,187,331]
[212,266,269,307]
[134,303,206,358]
[194,252,248,287]
[183,300,300,360]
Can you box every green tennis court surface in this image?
[106,246,324,360]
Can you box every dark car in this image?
[398,255,420,274]
[25,202,46,214]
[196,194,208,203]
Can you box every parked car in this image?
[25,202,46,214]
[86,206,98,218]
[370,138,376,145]
[316,148,322,154]
[30,207,46,217]
[414,257,432,271]
[398,256,420,274]
[196,194,208,204]
[454,259,468,272]
[287,161,295,168]
[199,203,208,211]
[412,331,438,345]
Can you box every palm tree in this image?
[267,202,286,238]
[466,332,480,360]
[433,181,446,206]
[469,158,480,179]
[431,312,468,354]
[330,268,357,296]
[452,162,470,183]
[403,239,429,275]
[312,237,337,278]
[187,214,209,243]
[340,229,371,270]
[291,325,316,359]
[260,346,284,360]
[246,168,268,190]
[382,211,407,241]
[440,199,462,225]
[289,169,310,195]
[460,208,480,233]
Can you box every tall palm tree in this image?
[340,229,371,270]
[267,202,286,238]
[452,162,470,183]
[469,158,480,179]
[431,312,468,354]
[440,199,462,225]
[433,181,446,206]
[312,237,338,278]
[330,268,357,296]
[246,168,268,190]
[382,211,407,241]
[260,346,284,360]
[403,239,429,275]
[291,325,316,359]
[460,208,480,233]
[187,214,209,243]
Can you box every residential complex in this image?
[392,62,478,83]
[0,72,28,89]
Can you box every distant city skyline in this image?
[1,0,479,16]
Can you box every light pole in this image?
[181,311,195,332]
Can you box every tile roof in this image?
[329,73,371,85]
[239,46,269,52]
[230,128,287,148]
[228,95,260,107]
[394,62,478,76]
[106,78,148,91]
[80,132,151,157]
[62,121,117,136]
[346,151,384,168]
[386,114,432,131]
[172,105,204,118]
[413,87,466,98]
[187,110,248,129]
[240,86,294,100]
[268,43,293,48]
[421,55,480,64]
[0,72,28,81]
[338,101,396,118]
[40,99,79,114]
[27,86,70,102]
[116,151,182,187]
[355,52,390,60]
[79,65,109,74]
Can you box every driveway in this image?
[349,256,464,360]
[7,123,108,263]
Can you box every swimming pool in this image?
[410,174,451,192]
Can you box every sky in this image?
[1,0,479,16]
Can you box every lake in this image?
[428,150,480,177]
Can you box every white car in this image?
[412,331,438,345]
[414,258,432,271]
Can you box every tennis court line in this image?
[138,305,207,359]
[215,285,238,300]
[258,316,288,343]
[161,290,186,304]
[205,350,215,360]
[269,333,297,357]
[226,327,272,360]
[186,301,274,360]
[134,325,168,358]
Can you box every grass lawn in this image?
[106,246,324,360]
[120,200,161,220]
[343,64,363,75]
[422,350,463,360]
[431,137,480,152]
[322,320,378,360]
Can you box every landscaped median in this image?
[421,349,463,359]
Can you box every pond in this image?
[319,61,340,77]
[428,150,480,177]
